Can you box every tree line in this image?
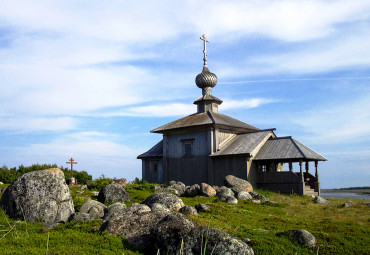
[0,164,92,185]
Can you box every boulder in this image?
[164,226,254,255]
[291,229,317,248]
[73,212,94,222]
[143,193,185,211]
[179,206,198,216]
[164,186,181,196]
[0,168,74,227]
[151,203,170,212]
[184,184,200,197]
[103,202,126,221]
[79,199,107,219]
[200,183,216,197]
[171,183,186,195]
[236,191,253,200]
[129,203,152,214]
[224,175,253,193]
[249,191,268,201]
[151,213,196,254]
[101,210,170,251]
[217,186,236,202]
[343,201,352,208]
[154,185,164,193]
[226,197,238,205]
[112,178,127,188]
[169,180,176,186]
[98,182,130,203]
[195,203,211,213]
[314,196,330,204]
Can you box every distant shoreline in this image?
[321,188,370,195]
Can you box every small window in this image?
[262,165,267,172]
[151,160,159,172]
[182,139,194,157]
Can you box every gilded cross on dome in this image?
[200,34,209,67]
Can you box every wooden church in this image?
[138,35,327,196]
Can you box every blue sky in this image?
[0,0,369,188]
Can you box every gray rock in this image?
[184,184,200,197]
[79,199,107,219]
[151,213,196,254]
[179,205,198,215]
[236,191,253,200]
[314,196,330,204]
[226,197,238,205]
[129,203,152,214]
[363,202,370,207]
[80,185,87,189]
[73,212,95,222]
[171,183,186,195]
[249,191,268,201]
[291,229,317,248]
[151,203,170,212]
[343,201,352,207]
[143,192,185,211]
[112,178,127,188]
[103,202,126,221]
[169,180,176,186]
[176,181,185,187]
[200,183,216,197]
[251,200,261,204]
[101,210,170,251]
[195,203,211,213]
[154,185,164,193]
[224,175,253,193]
[217,186,236,202]
[0,168,74,227]
[164,226,254,255]
[98,182,130,203]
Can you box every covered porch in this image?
[253,136,327,196]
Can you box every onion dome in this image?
[195,66,218,88]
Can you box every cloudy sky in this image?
[0,0,369,188]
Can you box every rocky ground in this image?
[0,169,369,254]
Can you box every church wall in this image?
[211,156,248,186]
[247,160,258,187]
[142,159,163,184]
[164,130,211,185]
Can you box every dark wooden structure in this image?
[138,35,327,195]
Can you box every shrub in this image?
[88,175,114,191]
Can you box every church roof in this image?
[193,94,223,104]
[137,140,163,159]
[151,111,260,133]
[254,137,327,161]
[212,130,272,157]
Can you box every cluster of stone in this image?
[160,175,273,205]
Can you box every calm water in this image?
[321,192,370,199]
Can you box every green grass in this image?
[1,184,369,254]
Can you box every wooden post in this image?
[299,160,305,196]
[315,161,320,196]
[305,161,309,173]
[289,161,293,172]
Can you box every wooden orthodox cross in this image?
[200,34,209,66]
[66,158,77,178]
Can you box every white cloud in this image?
[0,117,78,132]
[291,95,370,144]
[221,98,275,110]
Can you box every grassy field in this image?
[1,183,369,254]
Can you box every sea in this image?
[321,192,370,199]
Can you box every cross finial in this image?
[200,34,209,67]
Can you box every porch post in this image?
[299,160,305,195]
[305,161,309,173]
[315,161,320,196]
[289,161,293,172]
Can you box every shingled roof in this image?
[254,137,327,161]
[151,111,260,133]
[212,130,272,157]
[137,140,163,159]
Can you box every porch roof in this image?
[212,130,272,157]
[137,140,163,159]
[254,137,327,161]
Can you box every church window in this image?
[181,139,194,157]
[151,160,159,172]
[262,165,267,172]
